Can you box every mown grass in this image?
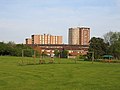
[0,56,120,90]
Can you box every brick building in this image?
[25,34,63,45]
[25,38,32,44]
[28,44,89,56]
[69,27,90,45]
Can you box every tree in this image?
[15,44,33,57]
[88,37,108,59]
[103,31,113,45]
[103,31,120,45]
[103,31,120,59]
[60,48,68,58]
[0,42,33,57]
[109,37,120,59]
[54,49,60,57]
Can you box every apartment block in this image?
[25,38,32,44]
[57,36,62,44]
[68,27,90,45]
[79,27,90,45]
[26,34,63,45]
[69,28,80,45]
[31,35,40,44]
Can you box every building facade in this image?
[25,38,32,44]
[31,35,40,44]
[68,27,90,45]
[26,34,63,45]
[28,44,89,56]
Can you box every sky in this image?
[0,0,120,44]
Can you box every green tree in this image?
[0,42,33,57]
[54,49,60,57]
[60,48,68,58]
[103,31,120,45]
[15,44,33,57]
[109,37,120,59]
[89,37,108,59]
[103,31,120,59]
[0,42,5,55]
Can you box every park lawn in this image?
[0,56,120,90]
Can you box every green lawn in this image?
[0,56,120,90]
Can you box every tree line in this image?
[0,42,32,57]
[89,31,120,59]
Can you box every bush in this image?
[0,42,33,57]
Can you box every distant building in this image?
[27,44,89,56]
[25,38,32,44]
[31,35,41,44]
[25,27,90,56]
[26,34,63,45]
[68,27,90,45]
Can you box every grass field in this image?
[0,56,120,90]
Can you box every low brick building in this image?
[27,44,89,56]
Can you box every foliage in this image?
[103,31,120,59]
[89,31,120,59]
[103,31,120,45]
[109,38,120,59]
[0,41,32,57]
[88,37,108,59]
[103,31,113,45]
[54,48,68,58]
[60,48,68,58]
[54,49,60,57]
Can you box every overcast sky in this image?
[0,0,120,44]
